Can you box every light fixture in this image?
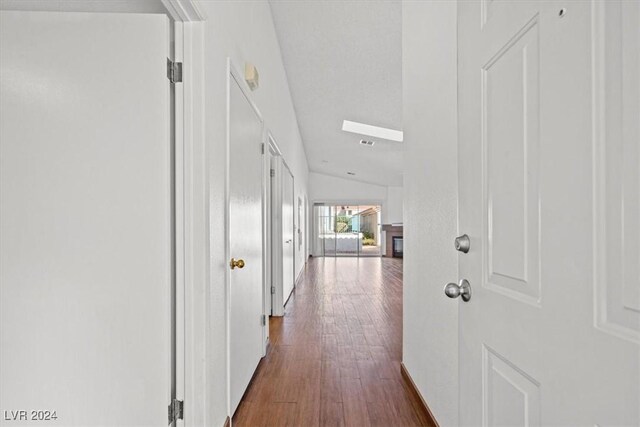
[342,120,403,142]
[245,63,259,91]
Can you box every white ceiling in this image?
[269,0,403,187]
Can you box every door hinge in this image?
[167,58,183,84]
[271,286,276,294]
[168,399,183,424]
[261,143,265,154]
[261,314,267,326]
[270,169,276,178]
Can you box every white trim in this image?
[229,61,264,121]
[264,133,300,318]
[305,194,310,261]
[269,148,296,317]
[342,119,404,142]
[312,199,386,207]
[285,164,296,308]
[161,0,205,22]
[262,137,273,349]
[270,149,285,317]
[225,58,266,418]
[262,131,285,348]
[173,20,186,427]
[160,3,208,423]
[224,57,231,423]
[295,263,305,284]
[266,133,280,319]
[178,18,207,426]
[591,0,640,345]
[268,132,283,156]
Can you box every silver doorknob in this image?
[454,234,470,253]
[444,279,472,302]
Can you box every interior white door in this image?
[281,165,295,304]
[457,1,639,425]
[0,11,171,426]
[228,73,264,415]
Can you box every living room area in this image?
[309,172,403,259]
[314,204,382,257]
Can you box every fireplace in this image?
[392,236,403,258]
[382,224,403,258]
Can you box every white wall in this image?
[385,185,403,224]
[402,2,459,426]
[193,1,309,424]
[309,172,403,222]
[309,171,387,203]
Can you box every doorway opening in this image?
[265,135,296,317]
[313,204,382,257]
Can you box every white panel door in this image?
[0,11,171,426]
[228,74,264,415]
[457,1,639,425]
[282,166,295,304]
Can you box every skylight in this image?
[342,120,403,142]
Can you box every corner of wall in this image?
[402,1,459,425]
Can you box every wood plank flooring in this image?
[233,257,435,427]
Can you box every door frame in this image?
[0,1,206,425]
[304,194,310,261]
[225,58,266,418]
[281,160,296,309]
[311,199,385,257]
[268,142,296,317]
[264,133,282,339]
[161,2,206,425]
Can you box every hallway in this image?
[233,257,435,426]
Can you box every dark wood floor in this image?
[233,257,436,427]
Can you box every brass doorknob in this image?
[230,258,245,270]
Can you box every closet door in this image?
[0,11,172,426]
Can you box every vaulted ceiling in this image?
[269,0,403,186]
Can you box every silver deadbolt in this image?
[454,234,470,253]
[444,279,472,302]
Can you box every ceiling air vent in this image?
[359,139,375,146]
